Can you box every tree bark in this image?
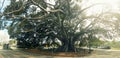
[57,39,75,52]
[3,44,10,50]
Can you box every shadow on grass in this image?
[20,48,93,57]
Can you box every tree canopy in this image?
[1,0,119,52]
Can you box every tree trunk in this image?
[3,44,10,50]
[57,39,75,52]
[67,42,75,52]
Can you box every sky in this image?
[0,0,10,32]
[82,0,120,16]
[0,0,10,12]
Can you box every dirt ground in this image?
[0,49,120,58]
[24,49,120,58]
[1,46,120,58]
[81,50,120,58]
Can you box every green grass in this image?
[103,41,120,50]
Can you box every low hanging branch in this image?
[0,0,24,17]
[0,0,63,20]
[14,14,49,20]
[4,3,24,15]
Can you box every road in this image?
[0,49,120,58]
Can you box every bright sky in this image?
[0,0,10,12]
[82,0,120,16]
[0,0,10,41]
[0,30,10,44]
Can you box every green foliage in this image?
[1,0,106,52]
[104,41,120,49]
[89,38,104,47]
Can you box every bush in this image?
[89,38,104,48]
[104,41,120,49]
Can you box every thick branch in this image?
[30,0,46,12]
[47,9,63,13]
[30,0,63,13]
[5,1,24,15]
[0,0,24,17]
[8,14,49,20]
